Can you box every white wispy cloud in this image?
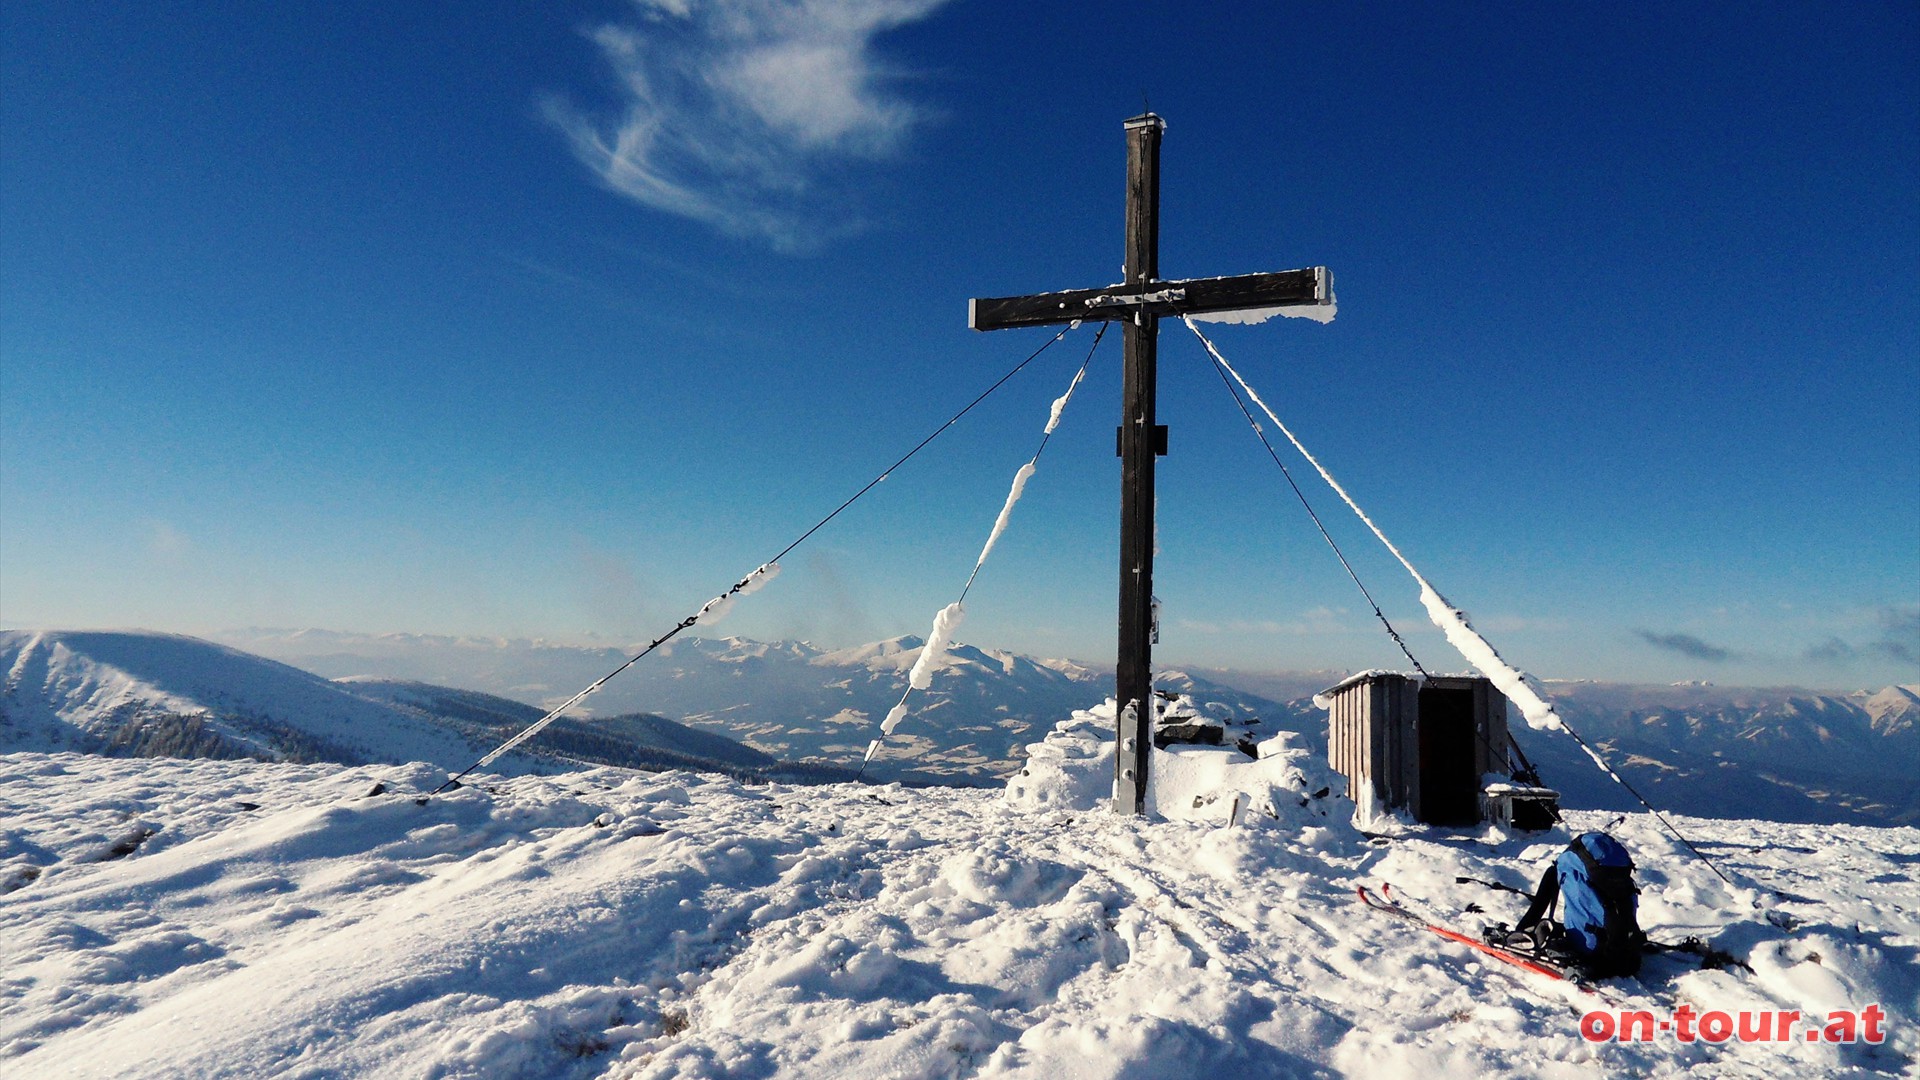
[146,520,191,562]
[1176,609,1357,638]
[548,0,949,249]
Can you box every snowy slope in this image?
[1862,685,1920,738]
[0,632,830,783]
[1,741,1913,1078]
[0,630,505,770]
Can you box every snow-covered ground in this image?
[3,726,1915,1077]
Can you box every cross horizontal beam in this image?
[969,267,1330,332]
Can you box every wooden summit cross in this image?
[968,113,1335,816]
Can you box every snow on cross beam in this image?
[968,267,1333,331]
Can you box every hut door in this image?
[1415,686,1479,825]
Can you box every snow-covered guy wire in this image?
[423,321,1083,801]
[962,351,1088,598]
[453,564,779,778]
[1182,316,1565,731]
[1199,340,1553,786]
[1181,316,1740,890]
[861,325,1108,773]
[1198,337,1430,680]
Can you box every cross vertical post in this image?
[1114,113,1164,815]
[967,113,1334,816]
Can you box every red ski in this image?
[1357,884,1587,989]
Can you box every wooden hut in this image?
[1321,672,1529,827]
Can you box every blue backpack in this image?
[1516,832,1646,977]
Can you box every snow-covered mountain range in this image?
[1520,680,1920,826]
[215,628,1294,786]
[0,630,496,768]
[0,631,849,784]
[221,627,1920,825]
[9,627,1918,825]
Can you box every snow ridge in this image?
[0,631,831,783]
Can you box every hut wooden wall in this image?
[1325,674,1419,808]
[1327,674,1509,819]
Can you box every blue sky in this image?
[3,1,1915,689]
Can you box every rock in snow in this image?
[1,733,1915,1077]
